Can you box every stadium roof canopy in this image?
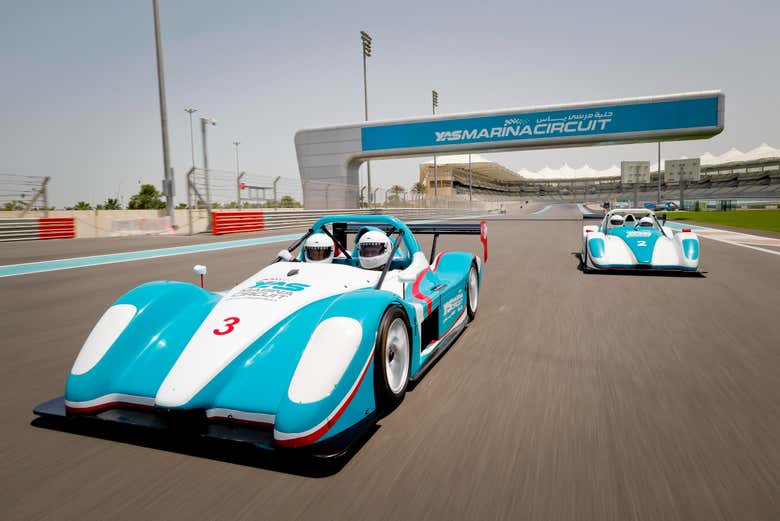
[421,143,780,180]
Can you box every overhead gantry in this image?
[294,91,724,208]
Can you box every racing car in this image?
[34,215,488,457]
[581,208,699,272]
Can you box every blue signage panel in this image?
[361,96,719,151]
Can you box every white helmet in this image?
[638,216,654,227]
[609,214,625,226]
[304,233,333,263]
[358,230,391,270]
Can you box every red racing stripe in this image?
[431,250,450,272]
[65,400,156,414]
[411,268,432,314]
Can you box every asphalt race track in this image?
[1,204,778,521]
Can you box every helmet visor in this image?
[359,242,387,258]
[306,246,332,261]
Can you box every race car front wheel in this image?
[375,306,411,410]
[466,263,479,320]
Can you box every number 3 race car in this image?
[581,208,699,272]
[34,215,488,457]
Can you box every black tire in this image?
[374,305,411,410]
[466,263,479,320]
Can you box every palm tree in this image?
[102,198,121,210]
[387,184,406,206]
[411,182,427,205]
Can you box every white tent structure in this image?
[423,144,780,181]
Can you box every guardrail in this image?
[0,217,76,242]
[210,208,483,235]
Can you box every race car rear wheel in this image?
[375,306,411,410]
[466,263,479,320]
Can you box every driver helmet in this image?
[303,233,334,263]
[609,214,625,226]
[638,216,654,227]
[358,230,391,270]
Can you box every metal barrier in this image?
[210,208,483,235]
[0,219,39,241]
[0,217,76,241]
[212,211,265,235]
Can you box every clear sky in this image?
[1,0,777,207]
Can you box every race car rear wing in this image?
[340,221,488,262]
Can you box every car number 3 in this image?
[213,317,240,336]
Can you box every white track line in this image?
[665,222,780,257]
[532,205,552,215]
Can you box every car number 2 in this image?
[213,316,240,335]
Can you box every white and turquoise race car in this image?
[581,209,699,272]
[34,215,488,457]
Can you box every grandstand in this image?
[419,144,780,203]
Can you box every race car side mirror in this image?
[278,250,293,261]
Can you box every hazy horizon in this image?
[1,0,778,207]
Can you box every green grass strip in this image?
[667,210,780,233]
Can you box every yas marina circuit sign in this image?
[360,93,722,152]
[294,91,723,209]
[433,112,614,143]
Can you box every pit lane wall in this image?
[295,91,724,209]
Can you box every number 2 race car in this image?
[581,208,699,272]
[34,215,488,457]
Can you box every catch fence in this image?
[0,173,50,216]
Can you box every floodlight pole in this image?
[432,90,439,207]
[152,0,175,226]
[200,116,216,225]
[185,108,197,167]
[361,31,372,206]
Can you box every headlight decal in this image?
[288,317,362,404]
[71,304,137,375]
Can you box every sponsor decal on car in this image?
[626,231,652,237]
[230,279,311,301]
[443,291,464,320]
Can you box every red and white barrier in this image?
[38,217,76,239]
[212,211,265,235]
[0,217,76,241]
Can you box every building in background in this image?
[418,144,780,202]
